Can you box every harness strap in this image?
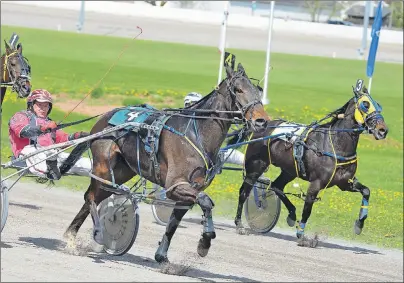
[242,132,254,179]
[163,124,210,182]
[317,126,358,200]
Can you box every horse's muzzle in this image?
[374,124,388,140]
[252,118,267,131]
[14,76,31,98]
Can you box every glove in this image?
[69,131,89,140]
[40,121,57,132]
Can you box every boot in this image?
[46,159,61,180]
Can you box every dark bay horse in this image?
[64,63,270,262]
[229,79,388,240]
[1,36,32,107]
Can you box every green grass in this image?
[1,25,403,250]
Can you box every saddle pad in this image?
[108,104,157,130]
[270,122,307,143]
[108,104,170,155]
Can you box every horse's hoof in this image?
[197,243,209,257]
[93,229,104,245]
[197,237,211,257]
[155,253,169,264]
[354,220,363,235]
[309,237,319,248]
[286,215,296,227]
[236,225,250,235]
[63,231,75,240]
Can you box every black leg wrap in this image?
[196,192,216,237]
[46,158,61,180]
[196,191,215,211]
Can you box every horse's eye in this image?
[11,63,16,67]
[235,88,243,94]
[363,101,370,109]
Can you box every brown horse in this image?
[1,35,31,107]
[63,63,270,262]
[228,79,388,240]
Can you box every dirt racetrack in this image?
[1,181,403,282]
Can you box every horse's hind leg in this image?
[155,207,189,263]
[235,178,255,234]
[296,181,320,239]
[64,140,135,243]
[63,193,91,239]
[338,177,370,235]
[272,170,297,227]
[234,160,268,234]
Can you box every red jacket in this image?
[9,110,70,157]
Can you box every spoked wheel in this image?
[150,183,174,226]
[245,177,281,234]
[1,180,10,233]
[98,194,139,256]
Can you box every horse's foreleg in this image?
[195,191,216,257]
[338,177,370,235]
[155,207,188,263]
[297,183,319,238]
[353,178,370,235]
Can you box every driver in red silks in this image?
[8,89,91,180]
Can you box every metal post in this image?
[252,1,257,16]
[77,1,85,33]
[217,1,230,85]
[359,1,371,59]
[262,1,275,105]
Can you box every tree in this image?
[303,1,341,22]
[390,0,403,29]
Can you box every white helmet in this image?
[184,92,203,107]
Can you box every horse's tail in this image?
[59,140,91,175]
[226,129,250,146]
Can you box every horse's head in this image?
[1,39,31,98]
[347,79,388,140]
[223,63,270,132]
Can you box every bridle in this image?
[224,71,264,128]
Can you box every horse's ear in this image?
[4,40,12,54]
[362,86,369,94]
[225,64,234,78]
[237,63,247,77]
[353,79,364,97]
[17,43,22,54]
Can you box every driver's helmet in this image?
[26,89,53,114]
[184,92,203,107]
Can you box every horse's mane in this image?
[181,78,228,113]
[316,98,353,128]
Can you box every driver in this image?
[8,89,92,180]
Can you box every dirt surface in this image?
[1,181,403,282]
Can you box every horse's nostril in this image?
[255,118,267,127]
